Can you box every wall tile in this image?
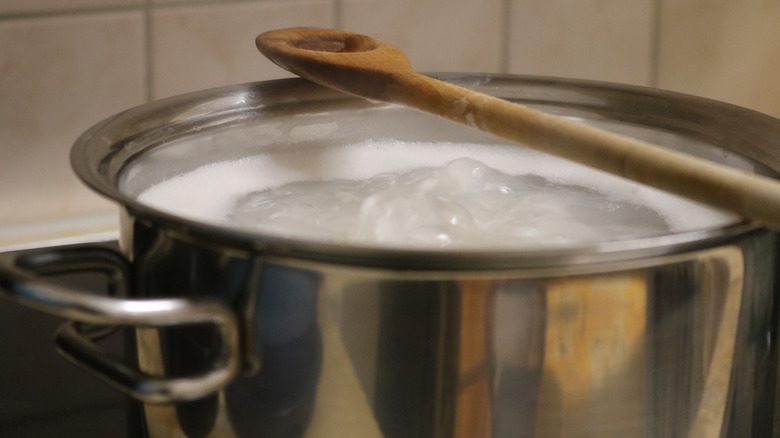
[340,0,503,73]
[152,0,231,4]
[0,0,141,16]
[507,0,654,86]
[0,12,145,231]
[657,0,780,118]
[151,0,335,99]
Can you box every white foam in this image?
[136,140,737,248]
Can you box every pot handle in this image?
[0,245,240,403]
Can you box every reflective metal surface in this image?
[1,75,780,437]
[127,228,778,438]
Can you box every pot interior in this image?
[72,74,780,261]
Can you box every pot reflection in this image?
[225,265,322,438]
[133,231,325,438]
[129,231,770,438]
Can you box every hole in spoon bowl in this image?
[298,37,345,52]
[297,35,378,53]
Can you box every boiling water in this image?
[136,140,736,249]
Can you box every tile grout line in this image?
[334,0,342,29]
[649,0,662,88]
[0,6,133,20]
[151,0,321,12]
[0,0,300,20]
[499,0,511,74]
[144,0,154,102]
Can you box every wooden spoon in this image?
[257,27,780,230]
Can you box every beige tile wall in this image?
[340,0,504,72]
[657,0,780,118]
[0,10,145,245]
[151,0,334,98]
[507,0,655,85]
[1,0,779,244]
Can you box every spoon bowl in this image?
[257,27,414,102]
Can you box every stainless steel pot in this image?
[1,74,779,438]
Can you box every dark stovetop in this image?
[0,240,142,438]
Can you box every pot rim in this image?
[71,74,779,270]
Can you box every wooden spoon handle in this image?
[392,72,780,230]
